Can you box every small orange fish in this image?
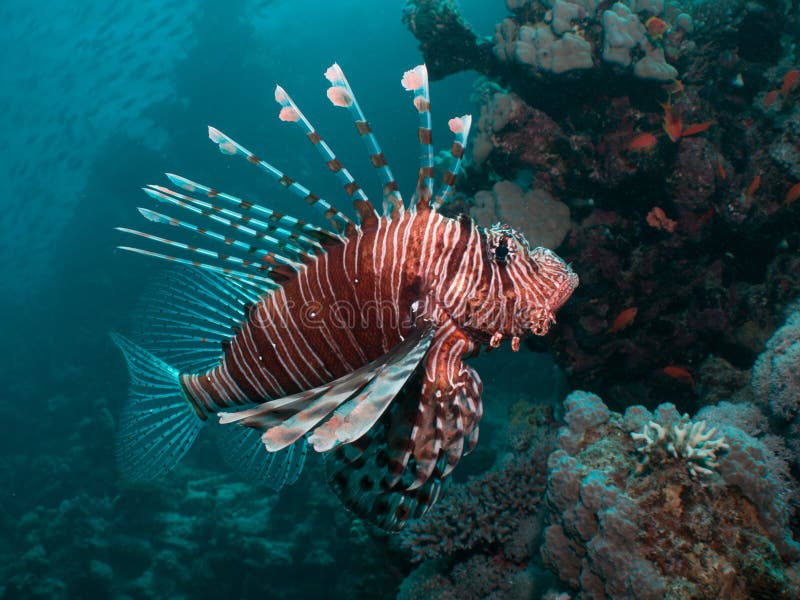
[629,132,658,151]
[661,99,683,142]
[663,79,684,96]
[608,307,638,333]
[681,121,715,137]
[746,174,761,198]
[715,157,727,180]
[764,89,779,109]
[785,182,800,205]
[646,206,677,233]
[645,16,668,40]
[780,69,798,95]
[661,365,695,388]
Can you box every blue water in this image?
[3,0,799,598]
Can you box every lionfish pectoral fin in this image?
[323,373,450,531]
[111,332,204,481]
[218,324,435,453]
[214,424,307,491]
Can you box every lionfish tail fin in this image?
[274,83,378,229]
[401,65,434,210]
[323,63,404,218]
[110,332,204,481]
[433,114,472,209]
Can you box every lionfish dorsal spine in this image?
[115,229,279,290]
[163,173,341,248]
[141,186,308,267]
[207,125,354,235]
[434,114,473,209]
[274,84,379,229]
[401,65,434,210]
[323,63,404,218]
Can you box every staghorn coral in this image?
[541,391,800,598]
[631,413,730,478]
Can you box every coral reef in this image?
[751,302,800,468]
[541,391,800,598]
[397,402,557,598]
[405,0,800,408]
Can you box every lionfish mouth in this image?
[529,269,579,336]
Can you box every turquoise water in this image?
[2,0,799,597]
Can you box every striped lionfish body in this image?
[112,64,578,530]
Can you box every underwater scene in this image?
[2,0,800,598]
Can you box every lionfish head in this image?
[472,224,578,347]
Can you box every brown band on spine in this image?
[418,128,433,144]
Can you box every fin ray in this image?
[111,332,204,480]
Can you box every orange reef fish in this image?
[645,16,668,41]
[781,69,798,95]
[629,132,659,151]
[681,121,715,137]
[746,174,761,198]
[661,365,695,388]
[110,64,579,530]
[715,157,727,181]
[661,99,683,142]
[764,89,779,109]
[646,207,677,233]
[785,182,800,205]
[608,307,638,333]
[663,79,684,96]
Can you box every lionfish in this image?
[113,63,578,530]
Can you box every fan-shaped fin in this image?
[219,325,435,452]
[129,267,257,373]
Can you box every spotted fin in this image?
[323,374,449,531]
[218,325,435,452]
[323,362,483,530]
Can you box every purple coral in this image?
[752,303,800,422]
[541,391,800,597]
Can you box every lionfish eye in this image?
[494,240,510,264]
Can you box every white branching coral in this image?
[631,415,730,477]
